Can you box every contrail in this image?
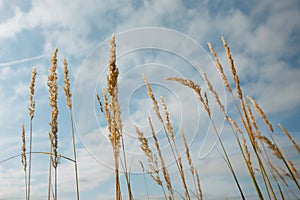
[0,54,49,68]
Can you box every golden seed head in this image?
[279,124,300,154]
[202,72,224,114]
[181,130,194,175]
[222,37,243,100]
[144,75,163,122]
[107,34,119,97]
[166,77,210,116]
[247,96,274,132]
[160,96,174,141]
[48,47,59,168]
[21,123,26,172]
[29,67,37,119]
[63,57,72,109]
[208,41,232,93]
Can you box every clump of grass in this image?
[144,76,192,199]
[7,34,299,199]
[166,37,300,199]
[98,34,133,200]
[167,76,246,199]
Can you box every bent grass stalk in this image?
[105,34,121,200]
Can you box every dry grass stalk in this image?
[167,76,246,199]
[181,130,202,199]
[28,67,36,119]
[63,57,80,200]
[287,160,299,179]
[21,123,27,172]
[28,66,36,200]
[241,133,254,175]
[48,47,59,168]
[181,130,194,175]
[207,42,232,93]
[241,100,260,154]
[148,117,173,198]
[143,75,163,122]
[241,100,252,134]
[279,124,300,154]
[222,37,243,100]
[195,170,203,200]
[208,39,246,129]
[279,167,291,178]
[257,135,280,159]
[135,127,162,186]
[96,93,103,112]
[270,163,288,186]
[102,89,111,133]
[246,96,274,132]
[227,117,243,135]
[47,47,59,200]
[176,153,190,200]
[107,34,119,97]
[160,96,174,141]
[105,34,122,200]
[244,99,259,135]
[139,161,150,200]
[104,34,133,200]
[158,94,189,198]
[201,72,225,113]
[105,34,121,150]
[21,123,28,200]
[204,92,209,111]
[243,99,260,153]
[166,77,210,116]
[63,58,72,109]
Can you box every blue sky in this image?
[0,0,300,199]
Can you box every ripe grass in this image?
[63,58,80,200]
[27,66,36,200]
[2,35,298,199]
[21,123,27,200]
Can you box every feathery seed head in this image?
[160,96,174,141]
[63,57,72,109]
[29,67,37,119]
[21,123,26,172]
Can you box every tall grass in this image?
[3,35,298,199]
